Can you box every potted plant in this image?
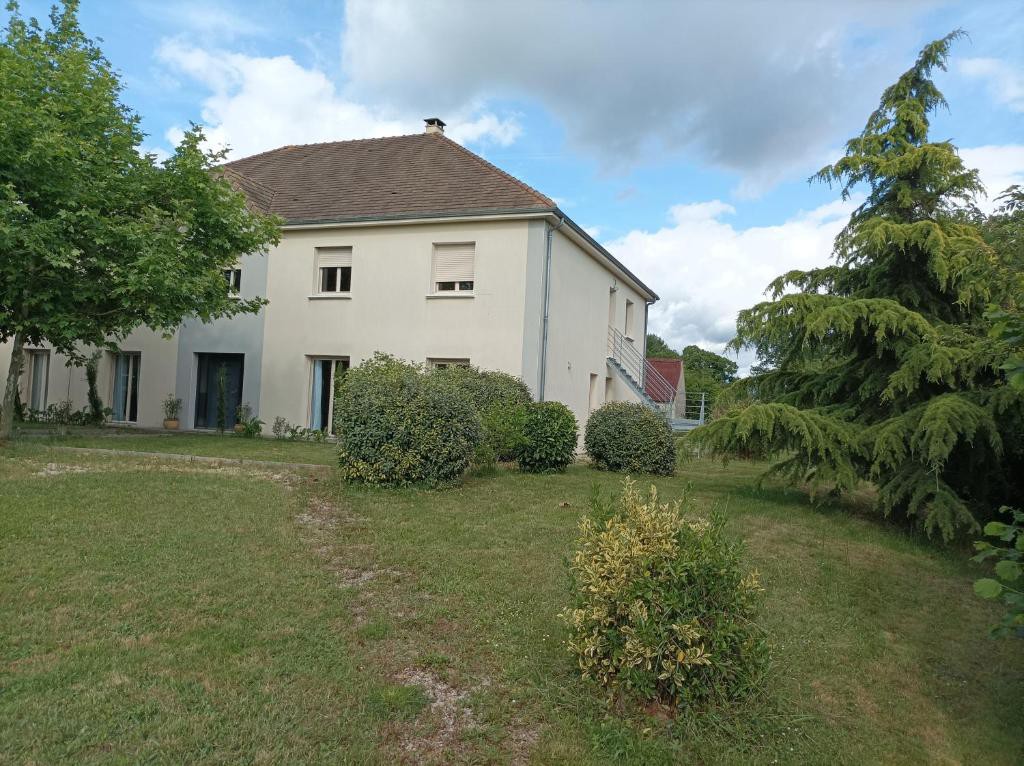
[234,402,253,433]
[162,394,182,430]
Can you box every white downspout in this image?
[538,216,565,401]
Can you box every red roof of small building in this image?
[645,358,682,402]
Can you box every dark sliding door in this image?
[195,354,244,429]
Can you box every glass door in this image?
[194,354,244,429]
[309,357,349,433]
[28,351,49,411]
[112,353,141,422]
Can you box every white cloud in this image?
[342,0,930,189]
[960,144,1024,209]
[138,1,268,42]
[609,141,1024,372]
[959,57,1024,112]
[605,198,856,371]
[156,40,520,160]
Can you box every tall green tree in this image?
[0,1,281,439]
[691,32,1024,540]
[681,344,737,398]
[646,334,681,359]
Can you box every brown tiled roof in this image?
[221,133,555,224]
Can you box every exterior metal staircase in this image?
[607,326,707,432]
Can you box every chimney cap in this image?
[424,117,446,134]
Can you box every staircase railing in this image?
[679,392,709,424]
[607,326,677,411]
[606,326,711,425]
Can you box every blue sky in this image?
[8,0,1023,367]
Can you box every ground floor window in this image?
[111,352,141,423]
[195,353,244,429]
[26,350,50,412]
[427,358,471,370]
[310,357,349,433]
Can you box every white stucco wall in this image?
[258,219,533,429]
[533,226,649,440]
[1,329,179,429]
[0,215,655,439]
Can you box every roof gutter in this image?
[547,210,658,301]
[281,207,555,229]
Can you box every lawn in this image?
[1,444,1021,764]
[24,429,338,465]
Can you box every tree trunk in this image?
[0,332,25,441]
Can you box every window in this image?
[624,299,635,339]
[428,358,470,370]
[111,352,141,423]
[431,243,475,293]
[223,268,241,293]
[604,376,613,403]
[26,350,49,411]
[589,373,599,413]
[315,247,352,295]
[309,357,349,433]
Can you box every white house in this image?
[1,119,662,435]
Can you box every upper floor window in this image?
[223,268,241,293]
[624,299,636,340]
[316,247,352,294]
[432,243,475,294]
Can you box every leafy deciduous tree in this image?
[646,333,682,359]
[0,1,281,439]
[681,344,738,402]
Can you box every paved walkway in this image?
[42,445,331,471]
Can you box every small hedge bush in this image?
[516,400,578,473]
[431,365,532,462]
[430,365,531,411]
[480,401,528,462]
[562,481,767,708]
[336,354,482,486]
[584,401,676,475]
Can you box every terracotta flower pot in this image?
[234,423,245,433]
[163,419,179,430]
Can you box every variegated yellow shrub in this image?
[562,480,766,707]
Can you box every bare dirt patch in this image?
[34,462,97,477]
[334,567,403,588]
[296,495,364,530]
[393,668,478,759]
[507,719,541,765]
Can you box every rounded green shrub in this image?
[562,480,767,708]
[430,365,531,411]
[431,366,532,462]
[336,353,482,486]
[516,400,578,473]
[584,401,676,475]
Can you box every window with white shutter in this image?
[315,247,353,294]
[431,243,475,293]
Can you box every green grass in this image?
[1,445,1021,764]
[24,430,337,465]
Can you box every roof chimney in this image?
[424,117,446,135]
